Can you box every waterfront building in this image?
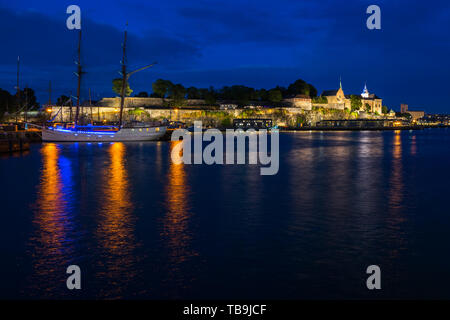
[400,104,425,121]
[319,81,382,114]
[407,110,425,121]
[316,119,410,129]
[361,83,370,98]
[401,103,409,113]
[360,83,382,114]
[219,102,238,110]
[319,81,350,110]
[233,118,273,130]
[283,94,312,110]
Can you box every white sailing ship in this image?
[42,125,166,142]
[42,27,165,142]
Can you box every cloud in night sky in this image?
[0,0,449,112]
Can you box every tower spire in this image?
[361,81,370,98]
[339,76,342,89]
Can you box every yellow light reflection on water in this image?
[96,142,139,298]
[410,135,417,155]
[389,131,404,211]
[162,141,196,266]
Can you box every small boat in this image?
[187,124,206,132]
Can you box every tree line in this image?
[112,78,318,107]
[0,87,39,118]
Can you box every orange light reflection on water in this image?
[95,142,139,299]
[162,141,197,267]
[389,131,404,211]
[29,143,76,295]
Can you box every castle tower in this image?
[361,83,369,98]
[400,104,408,113]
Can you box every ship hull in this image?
[42,126,166,142]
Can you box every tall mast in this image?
[16,56,20,124]
[118,25,128,128]
[69,90,73,122]
[16,56,20,99]
[48,81,52,105]
[116,24,156,128]
[89,88,93,124]
[24,84,28,122]
[74,30,82,125]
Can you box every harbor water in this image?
[1,129,450,299]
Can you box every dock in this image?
[0,128,41,153]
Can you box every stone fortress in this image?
[286,81,383,114]
[46,80,384,124]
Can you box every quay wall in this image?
[46,104,386,127]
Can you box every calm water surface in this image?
[1,129,450,299]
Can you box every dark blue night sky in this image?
[0,0,449,112]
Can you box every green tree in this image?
[274,85,287,98]
[56,95,71,106]
[221,117,232,128]
[296,114,307,126]
[256,89,269,101]
[308,84,318,97]
[112,78,132,96]
[365,103,371,113]
[312,96,328,104]
[204,88,217,105]
[382,105,388,114]
[152,79,172,98]
[350,95,362,112]
[128,107,145,116]
[21,87,39,110]
[198,88,209,100]
[287,79,317,97]
[288,79,310,96]
[0,88,14,117]
[218,85,254,105]
[268,89,283,102]
[186,87,200,99]
[168,83,186,99]
[136,91,149,97]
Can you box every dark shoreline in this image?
[280,126,422,132]
[281,124,449,132]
